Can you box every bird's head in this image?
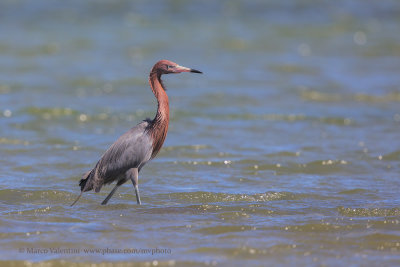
[152,60,202,75]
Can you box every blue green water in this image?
[0,1,400,266]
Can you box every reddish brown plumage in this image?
[146,60,202,159]
[148,70,169,159]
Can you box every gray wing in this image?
[93,121,153,189]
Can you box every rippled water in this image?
[1,1,400,266]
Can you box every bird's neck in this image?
[148,72,169,158]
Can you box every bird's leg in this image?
[101,183,121,205]
[134,184,141,205]
[70,191,83,206]
[128,168,141,205]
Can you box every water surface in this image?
[0,1,400,266]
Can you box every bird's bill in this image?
[175,65,202,74]
[190,68,202,74]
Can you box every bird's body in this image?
[71,60,201,206]
[80,122,152,193]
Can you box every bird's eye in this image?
[168,65,174,69]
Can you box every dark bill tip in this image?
[190,69,202,74]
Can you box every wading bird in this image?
[71,60,202,206]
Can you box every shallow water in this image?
[1,0,400,266]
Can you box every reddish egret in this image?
[71,60,202,206]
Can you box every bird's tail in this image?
[70,170,93,206]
